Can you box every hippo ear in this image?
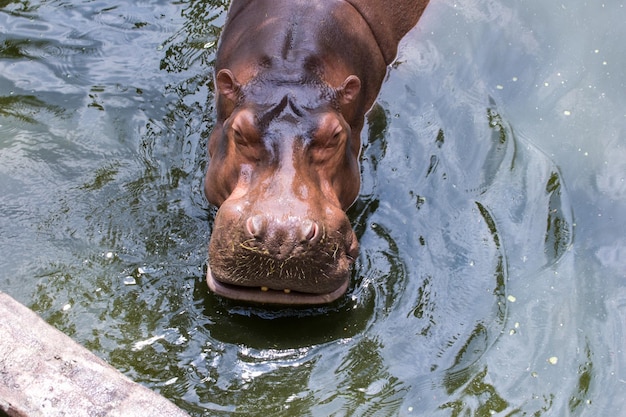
[216,69,241,103]
[338,75,361,105]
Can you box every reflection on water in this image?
[1,0,621,415]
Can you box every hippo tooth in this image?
[261,286,269,292]
[283,289,291,294]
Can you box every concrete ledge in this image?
[0,291,190,417]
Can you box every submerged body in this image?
[205,0,430,304]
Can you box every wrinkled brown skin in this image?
[205,0,430,304]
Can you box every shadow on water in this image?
[195,275,374,349]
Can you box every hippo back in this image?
[345,0,430,64]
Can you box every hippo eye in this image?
[325,125,343,147]
[332,127,343,142]
[233,128,245,144]
[230,110,259,146]
[231,125,264,162]
[232,126,258,146]
[312,124,343,150]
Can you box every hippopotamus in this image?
[205,0,430,304]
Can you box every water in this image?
[1,0,624,415]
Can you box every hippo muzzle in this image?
[207,185,359,304]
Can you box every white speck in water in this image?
[164,377,178,386]
[548,356,559,365]
[138,266,156,275]
[105,251,114,259]
[507,295,517,303]
[62,303,71,311]
[358,379,386,396]
[123,276,137,286]
[203,41,215,49]
[563,110,571,116]
[496,84,504,90]
[512,76,518,82]
[132,334,165,351]
[544,82,549,87]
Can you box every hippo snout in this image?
[244,215,322,259]
[207,197,358,305]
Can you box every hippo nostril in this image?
[246,215,265,239]
[301,220,320,243]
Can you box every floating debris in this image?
[123,276,137,286]
[132,334,165,351]
[137,266,157,275]
[163,377,178,386]
[358,379,386,396]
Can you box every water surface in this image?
[1,0,624,415]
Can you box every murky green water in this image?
[1,0,624,415]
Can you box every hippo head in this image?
[204,66,363,305]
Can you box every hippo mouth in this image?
[206,265,350,305]
[205,194,359,304]
[206,225,357,305]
